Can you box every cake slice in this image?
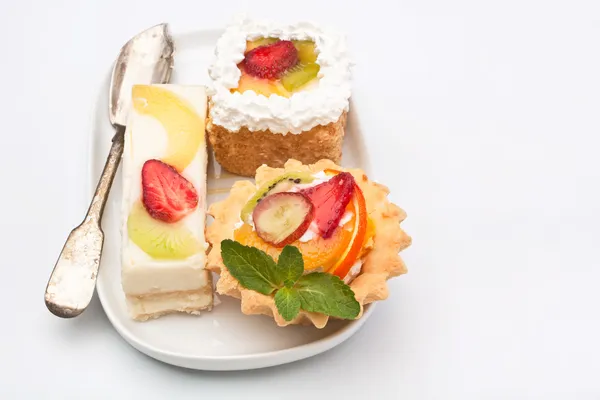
[120,84,213,321]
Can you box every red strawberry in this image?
[243,40,298,79]
[300,172,356,238]
[141,159,198,223]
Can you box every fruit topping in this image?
[300,172,356,238]
[127,202,202,259]
[292,40,318,63]
[328,182,368,279]
[235,38,320,97]
[281,63,320,92]
[240,172,315,224]
[141,159,198,223]
[253,192,314,248]
[132,85,204,172]
[246,37,279,53]
[235,70,288,97]
[243,40,299,79]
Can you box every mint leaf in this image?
[295,273,360,319]
[276,246,304,287]
[220,239,281,295]
[274,287,301,321]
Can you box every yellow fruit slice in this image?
[234,222,354,272]
[128,202,202,259]
[234,70,290,98]
[292,40,318,63]
[246,37,279,52]
[132,85,204,172]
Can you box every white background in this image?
[2,0,600,398]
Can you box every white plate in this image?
[93,28,374,371]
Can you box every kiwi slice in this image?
[127,202,202,259]
[292,40,318,63]
[281,63,320,92]
[240,172,315,224]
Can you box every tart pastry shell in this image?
[207,159,411,328]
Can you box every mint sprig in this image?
[274,287,301,321]
[220,240,280,295]
[276,245,304,287]
[220,239,360,321]
[295,273,361,319]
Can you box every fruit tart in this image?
[207,15,352,177]
[120,84,213,321]
[206,159,411,328]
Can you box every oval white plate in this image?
[93,28,374,371]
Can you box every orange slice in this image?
[328,183,368,278]
[234,211,353,271]
[131,85,204,172]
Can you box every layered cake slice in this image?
[121,84,213,321]
[207,16,352,176]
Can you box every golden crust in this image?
[206,159,411,328]
[206,112,346,177]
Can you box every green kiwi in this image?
[281,63,320,92]
[292,40,318,63]
[127,202,202,259]
[240,172,315,224]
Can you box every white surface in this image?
[3,0,600,398]
[96,29,374,370]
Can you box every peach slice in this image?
[233,69,290,98]
[132,85,203,172]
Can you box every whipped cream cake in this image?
[207,16,352,176]
[121,84,213,321]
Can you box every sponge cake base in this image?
[207,112,347,177]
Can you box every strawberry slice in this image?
[141,159,198,223]
[300,172,356,239]
[243,40,298,79]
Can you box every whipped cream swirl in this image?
[208,15,352,135]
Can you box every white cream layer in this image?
[121,85,210,297]
[208,14,352,134]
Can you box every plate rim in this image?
[92,26,376,371]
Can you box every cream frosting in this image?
[208,14,352,135]
[343,260,363,284]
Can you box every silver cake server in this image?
[45,24,175,318]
